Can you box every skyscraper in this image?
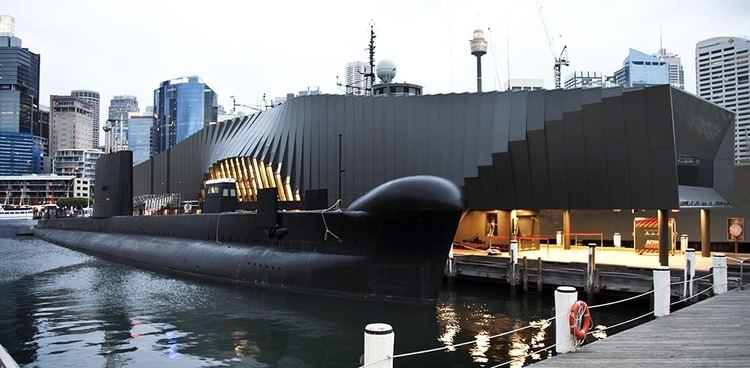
[345,61,371,95]
[696,37,750,164]
[71,90,100,148]
[614,48,669,88]
[153,76,218,153]
[108,95,139,121]
[50,95,94,155]
[654,48,685,89]
[0,15,41,175]
[127,114,155,166]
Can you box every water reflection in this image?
[0,222,651,367]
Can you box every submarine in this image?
[36,152,464,304]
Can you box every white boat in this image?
[0,206,33,220]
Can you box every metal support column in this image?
[475,56,483,92]
[658,209,669,267]
[700,208,711,258]
[562,209,571,250]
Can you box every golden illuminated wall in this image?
[202,156,300,202]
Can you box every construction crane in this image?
[537,1,569,89]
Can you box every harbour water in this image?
[0,221,650,367]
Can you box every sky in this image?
[5,0,750,140]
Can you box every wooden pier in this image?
[531,288,750,367]
[450,246,746,295]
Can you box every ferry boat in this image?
[0,205,33,220]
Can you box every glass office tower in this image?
[127,115,154,165]
[153,76,218,154]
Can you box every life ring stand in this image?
[569,300,593,342]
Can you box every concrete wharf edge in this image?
[531,288,750,367]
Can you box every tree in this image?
[56,197,89,209]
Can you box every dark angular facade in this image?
[133,85,735,210]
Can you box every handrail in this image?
[726,256,748,290]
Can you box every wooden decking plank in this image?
[530,289,750,367]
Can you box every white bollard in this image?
[613,232,622,247]
[680,234,688,251]
[684,248,695,298]
[653,266,671,317]
[509,240,519,285]
[713,253,728,295]
[556,231,563,246]
[554,286,578,354]
[364,323,394,368]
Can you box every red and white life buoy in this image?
[569,300,593,340]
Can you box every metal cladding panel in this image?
[544,89,566,121]
[508,92,531,208]
[439,95,454,176]
[671,88,734,160]
[644,85,675,150]
[478,164,501,209]
[343,96,355,202]
[352,97,364,196]
[526,129,550,207]
[544,119,569,208]
[477,93,495,166]
[393,97,407,178]
[463,94,481,178]
[563,110,588,208]
[651,147,679,208]
[362,96,375,189]
[491,92,511,153]
[508,92,528,141]
[622,90,654,209]
[384,97,396,180]
[581,102,609,208]
[509,140,532,208]
[464,177,482,209]
[714,124,735,201]
[601,95,631,208]
[449,94,467,182]
[492,152,515,207]
[644,86,678,208]
[310,96,321,188]
[152,153,167,194]
[325,95,337,203]
[526,91,550,208]
[372,97,385,186]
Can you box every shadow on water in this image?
[0,221,652,368]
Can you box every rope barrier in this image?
[670,284,714,306]
[587,289,654,310]
[487,343,558,368]
[391,317,555,359]
[588,310,654,335]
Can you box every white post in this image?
[684,248,695,298]
[556,231,562,246]
[509,240,519,285]
[680,234,688,251]
[653,266,670,317]
[613,232,621,247]
[364,323,394,368]
[587,243,597,295]
[712,253,728,295]
[554,286,578,354]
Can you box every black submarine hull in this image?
[36,176,464,303]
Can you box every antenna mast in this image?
[367,22,376,95]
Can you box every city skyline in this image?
[4,0,749,137]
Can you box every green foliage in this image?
[56,197,89,209]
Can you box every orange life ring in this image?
[569,300,592,340]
